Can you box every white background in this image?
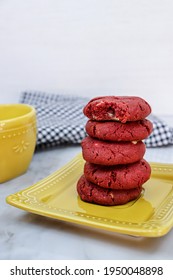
[0,0,173,114]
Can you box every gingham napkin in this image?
[20,91,173,149]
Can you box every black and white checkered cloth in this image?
[20,91,173,149]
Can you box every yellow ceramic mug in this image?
[0,104,37,183]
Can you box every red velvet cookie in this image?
[77,175,142,206]
[84,159,151,190]
[85,119,153,142]
[83,96,151,123]
[81,136,146,165]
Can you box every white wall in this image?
[0,0,173,114]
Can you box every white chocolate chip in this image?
[110,193,114,199]
[96,101,104,106]
[112,116,120,121]
[108,112,114,117]
[131,141,138,144]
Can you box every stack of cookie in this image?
[77,96,153,206]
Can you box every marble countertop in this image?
[1,117,173,260]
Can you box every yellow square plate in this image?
[6,153,173,237]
